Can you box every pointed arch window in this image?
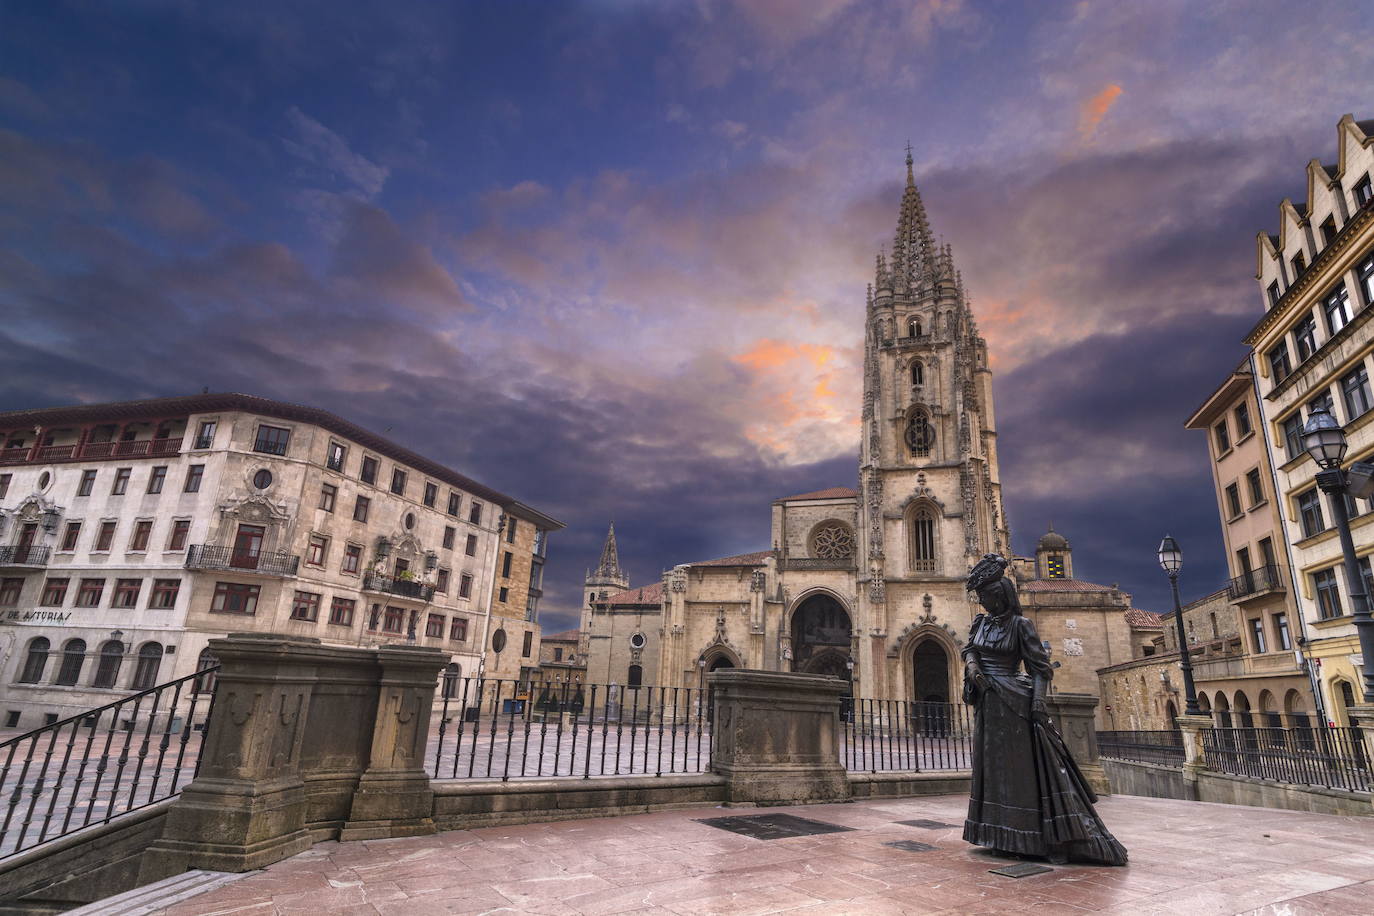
[55,639,86,686]
[911,360,924,387]
[907,318,922,338]
[910,505,937,573]
[20,637,50,684]
[906,412,934,458]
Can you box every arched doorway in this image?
[1213,691,1231,728]
[911,639,951,704]
[790,593,852,678]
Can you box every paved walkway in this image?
[149,794,1374,915]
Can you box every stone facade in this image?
[0,393,561,728]
[1244,114,1374,725]
[482,505,557,682]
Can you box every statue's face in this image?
[976,582,1008,615]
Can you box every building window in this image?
[459,574,473,598]
[1214,421,1230,454]
[129,519,153,552]
[360,456,378,485]
[423,482,438,508]
[502,551,513,577]
[131,643,163,690]
[1313,567,1343,619]
[907,413,934,458]
[1291,251,1306,277]
[1246,468,1264,505]
[168,519,190,551]
[1249,618,1267,654]
[211,581,260,615]
[0,473,10,498]
[1267,281,1281,308]
[1355,173,1373,208]
[911,360,924,387]
[553,647,563,662]
[450,617,468,641]
[147,466,167,494]
[113,578,142,608]
[75,578,105,607]
[383,606,404,633]
[19,637,50,684]
[251,468,273,490]
[1320,215,1337,246]
[1268,341,1292,382]
[290,591,321,621]
[628,664,643,687]
[193,648,218,694]
[469,502,483,525]
[55,639,86,686]
[94,520,116,552]
[1274,612,1292,651]
[253,425,291,456]
[1323,284,1353,336]
[150,579,180,609]
[521,630,533,657]
[184,464,204,492]
[1045,554,1065,579]
[0,577,22,606]
[1225,483,1242,518]
[465,534,477,556]
[447,492,460,515]
[93,641,124,689]
[319,484,337,512]
[305,534,328,567]
[40,577,69,607]
[436,568,450,592]
[329,597,355,626]
[426,614,444,638]
[111,467,131,496]
[533,529,547,557]
[1293,314,1317,362]
[1234,403,1252,438]
[442,526,455,550]
[1359,254,1374,307]
[326,440,347,472]
[353,495,370,522]
[506,517,518,544]
[1283,415,1304,461]
[60,521,81,552]
[194,420,217,449]
[1298,488,1325,538]
[342,543,362,575]
[442,663,462,697]
[1341,364,1372,420]
[1360,557,1374,606]
[910,506,937,572]
[390,468,407,496]
[498,586,509,603]
[75,469,96,497]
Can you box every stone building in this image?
[1243,113,1374,726]
[533,627,584,687]
[577,157,1156,723]
[0,393,561,728]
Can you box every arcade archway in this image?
[790,592,852,678]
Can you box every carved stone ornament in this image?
[670,569,687,593]
[749,569,766,592]
[811,522,855,559]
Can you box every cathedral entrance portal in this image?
[911,638,952,736]
[790,593,852,680]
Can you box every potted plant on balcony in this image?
[397,569,416,581]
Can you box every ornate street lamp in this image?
[1158,535,1202,716]
[1302,405,1374,702]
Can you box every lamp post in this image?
[1302,404,1374,702]
[1158,535,1202,716]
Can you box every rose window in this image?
[812,524,855,560]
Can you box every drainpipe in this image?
[476,512,506,679]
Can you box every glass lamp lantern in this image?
[1302,404,1348,469]
[1157,535,1183,576]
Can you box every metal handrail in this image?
[1227,564,1286,600]
[185,544,300,577]
[0,545,50,567]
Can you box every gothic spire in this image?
[889,151,937,296]
[593,522,624,580]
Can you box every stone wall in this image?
[1104,758,1372,817]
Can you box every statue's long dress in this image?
[962,613,1128,865]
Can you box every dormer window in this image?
[1320,215,1337,247]
[1356,174,1373,208]
[1290,251,1306,278]
[1267,281,1281,308]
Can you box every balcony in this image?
[185,544,300,578]
[0,545,50,568]
[0,437,183,466]
[1228,564,1286,604]
[363,572,435,602]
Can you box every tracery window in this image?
[910,506,937,573]
[906,412,934,458]
[911,360,924,387]
[810,522,855,560]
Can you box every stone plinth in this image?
[1045,692,1111,795]
[1174,713,1213,802]
[708,669,851,806]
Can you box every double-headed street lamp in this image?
[1157,536,1202,717]
[1301,405,1374,703]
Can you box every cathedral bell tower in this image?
[857,151,1010,619]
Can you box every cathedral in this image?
[577,156,1149,713]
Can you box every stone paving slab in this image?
[147,794,1374,915]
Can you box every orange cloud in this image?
[1077,83,1122,142]
[734,338,798,371]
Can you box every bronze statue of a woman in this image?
[961,554,1127,866]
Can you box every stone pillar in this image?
[1174,713,1213,802]
[297,645,384,838]
[1044,693,1111,796]
[1345,704,1374,814]
[341,645,447,839]
[141,634,320,878]
[709,669,850,806]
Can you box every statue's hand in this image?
[1031,698,1051,722]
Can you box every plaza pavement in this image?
[146,793,1374,915]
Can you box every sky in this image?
[1,0,1371,634]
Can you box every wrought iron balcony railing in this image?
[0,545,50,567]
[363,572,435,601]
[1228,564,1286,602]
[185,544,300,577]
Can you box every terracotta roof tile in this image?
[689,550,772,567]
[605,582,665,606]
[1125,608,1166,629]
[774,486,858,502]
[1019,578,1118,593]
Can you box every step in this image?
[64,869,254,916]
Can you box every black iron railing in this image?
[0,666,218,859]
[185,544,300,577]
[1097,730,1185,765]
[429,677,710,780]
[842,699,972,772]
[1228,564,1286,601]
[1203,726,1371,793]
[0,545,50,567]
[363,572,434,601]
